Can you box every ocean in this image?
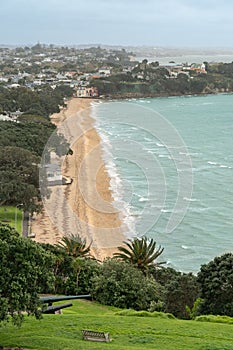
[135,54,233,65]
[93,94,233,273]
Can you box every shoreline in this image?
[32,97,126,261]
[101,90,233,101]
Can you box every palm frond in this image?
[56,233,92,258]
[113,236,165,273]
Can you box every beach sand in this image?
[31,98,126,260]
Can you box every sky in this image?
[1,0,233,47]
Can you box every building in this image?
[98,67,111,77]
[76,86,99,98]
[183,63,207,74]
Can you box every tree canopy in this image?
[197,253,233,317]
[92,259,164,310]
[0,85,72,116]
[0,120,55,157]
[0,224,54,326]
[0,146,40,212]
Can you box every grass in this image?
[0,300,233,350]
[0,205,23,234]
[195,315,233,325]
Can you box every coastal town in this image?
[0,44,135,94]
[1,43,233,349]
[0,44,211,105]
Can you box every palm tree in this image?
[113,237,164,274]
[56,233,92,258]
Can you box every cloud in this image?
[1,0,233,46]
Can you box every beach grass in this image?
[0,300,233,350]
[0,205,23,234]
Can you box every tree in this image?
[56,233,92,258]
[65,258,100,295]
[197,253,233,317]
[0,85,71,117]
[91,259,164,310]
[41,243,100,295]
[0,120,55,157]
[0,146,40,212]
[0,224,54,326]
[113,237,164,274]
[154,267,200,319]
[164,273,199,319]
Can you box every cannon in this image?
[42,302,73,314]
[40,294,91,314]
[40,294,91,306]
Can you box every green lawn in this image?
[0,205,23,234]
[0,300,233,350]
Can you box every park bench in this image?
[81,329,110,342]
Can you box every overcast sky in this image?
[1,0,233,47]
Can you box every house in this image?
[183,63,207,74]
[0,114,12,121]
[98,67,111,77]
[76,86,99,98]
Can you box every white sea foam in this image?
[92,105,136,236]
[91,95,233,273]
[183,197,199,202]
[161,209,172,213]
[144,137,152,142]
[138,197,149,202]
[158,154,171,159]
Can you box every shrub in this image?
[195,315,233,325]
[115,309,175,319]
[91,259,164,310]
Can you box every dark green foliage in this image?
[114,237,164,274]
[164,273,200,319]
[197,253,233,317]
[64,258,100,295]
[0,146,40,212]
[155,267,200,319]
[0,85,72,116]
[91,61,233,97]
[0,224,54,326]
[91,259,164,310]
[217,62,233,77]
[40,243,74,294]
[41,243,100,295]
[154,267,181,285]
[0,121,55,157]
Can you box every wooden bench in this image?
[81,329,110,342]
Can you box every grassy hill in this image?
[0,300,233,350]
[0,205,22,234]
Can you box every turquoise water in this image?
[93,94,233,273]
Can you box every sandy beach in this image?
[32,97,126,260]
